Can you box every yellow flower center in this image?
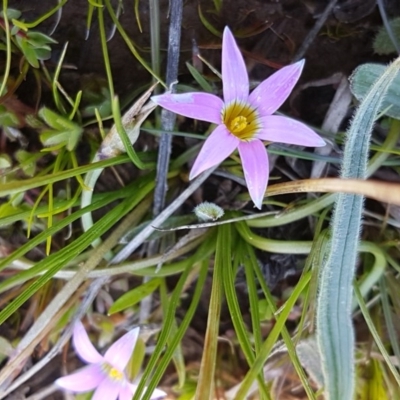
[223,101,259,141]
[102,363,124,382]
[229,116,248,133]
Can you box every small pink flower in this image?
[152,26,325,209]
[55,321,166,400]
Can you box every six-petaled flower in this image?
[55,321,166,400]
[152,26,325,208]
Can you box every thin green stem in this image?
[0,0,11,97]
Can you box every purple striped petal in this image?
[222,27,249,104]
[238,140,269,209]
[189,125,239,179]
[151,93,223,124]
[55,364,105,392]
[257,115,325,147]
[104,327,140,371]
[92,378,121,400]
[249,60,305,116]
[72,321,103,364]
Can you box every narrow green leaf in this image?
[15,0,67,29]
[223,228,270,398]
[0,155,139,197]
[185,62,213,93]
[355,284,400,387]
[249,236,317,400]
[110,96,146,169]
[103,0,166,87]
[194,225,225,400]
[0,196,138,325]
[132,235,217,400]
[140,258,210,400]
[108,278,162,314]
[236,269,314,399]
[26,31,58,46]
[197,4,221,37]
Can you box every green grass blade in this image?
[194,225,225,399]
[236,269,314,399]
[354,284,400,387]
[140,258,209,400]
[222,229,270,399]
[0,196,135,325]
[239,231,317,399]
[0,0,12,97]
[132,233,217,400]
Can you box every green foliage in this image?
[185,62,214,93]
[0,105,19,127]
[350,63,400,119]
[197,4,221,37]
[108,278,162,314]
[1,2,400,399]
[373,17,400,55]
[14,31,57,68]
[0,154,12,169]
[15,150,38,177]
[39,107,83,151]
[0,8,21,20]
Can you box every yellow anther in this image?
[223,102,259,140]
[229,116,248,133]
[108,367,124,381]
[102,363,124,381]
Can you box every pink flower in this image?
[151,27,325,209]
[55,321,166,400]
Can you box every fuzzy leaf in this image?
[317,56,400,400]
[373,18,400,55]
[350,63,400,119]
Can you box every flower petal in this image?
[189,124,239,179]
[149,387,168,399]
[72,321,103,364]
[104,327,140,370]
[55,364,105,392]
[119,384,136,400]
[238,140,269,209]
[249,59,305,116]
[151,93,223,124]
[91,378,121,400]
[257,115,326,147]
[222,26,249,104]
